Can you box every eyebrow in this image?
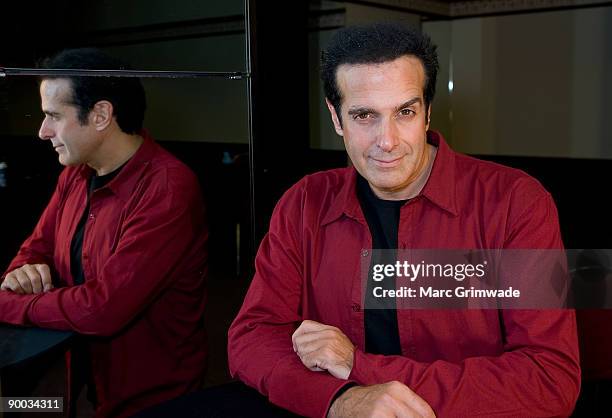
[347,97,423,116]
[347,106,376,116]
[394,97,423,112]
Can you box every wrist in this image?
[327,384,358,418]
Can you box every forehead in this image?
[336,56,426,106]
[40,78,73,107]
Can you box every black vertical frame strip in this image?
[244,0,310,249]
[245,0,259,267]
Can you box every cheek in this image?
[344,140,369,163]
[344,129,374,153]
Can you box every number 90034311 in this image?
[2,397,63,412]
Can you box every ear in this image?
[89,100,114,131]
[325,98,344,136]
[425,105,432,131]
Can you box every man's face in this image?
[38,79,100,167]
[328,55,431,200]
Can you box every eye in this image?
[353,112,372,120]
[399,108,415,117]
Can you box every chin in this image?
[371,176,407,189]
[58,157,77,166]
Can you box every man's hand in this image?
[0,264,53,294]
[328,382,436,418]
[292,319,355,379]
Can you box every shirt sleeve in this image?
[228,182,353,418]
[349,186,581,417]
[0,171,207,337]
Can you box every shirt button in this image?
[89,213,95,220]
[351,303,361,312]
[361,249,369,257]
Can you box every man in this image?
[228,23,580,417]
[0,48,208,418]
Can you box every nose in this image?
[376,118,400,152]
[39,117,53,140]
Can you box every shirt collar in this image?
[420,130,458,217]
[322,130,458,226]
[77,130,156,202]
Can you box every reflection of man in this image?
[0,49,208,418]
[228,23,580,417]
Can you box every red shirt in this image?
[228,132,580,418]
[0,135,208,417]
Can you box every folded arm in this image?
[0,176,206,337]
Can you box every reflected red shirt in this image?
[0,134,208,418]
[228,131,580,418]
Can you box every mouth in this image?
[53,144,64,150]
[371,156,403,167]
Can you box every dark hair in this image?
[40,48,146,134]
[321,22,438,122]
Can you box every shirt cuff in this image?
[349,348,389,386]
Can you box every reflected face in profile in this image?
[38,79,101,167]
[327,55,431,200]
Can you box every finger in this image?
[293,328,333,349]
[295,337,327,357]
[294,335,340,361]
[293,321,342,353]
[23,264,43,294]
[393,383,435,418]
[297,329,353,356]
[14,269,34,294]
[292,320,317,346]
[1,276,25,294]
[35,264,53,291]
[295,325,346,346]
[292,320,324,350]
[394,404,423,418]
[401,390,434,417]
[387,399,411,418]
[302,361,325,372]
[403,397,435,418]
[301,346,346,374]
[362,388,401,418]
[376,387,422,418]
[293,320,330,337]
[297,334,347,360]
[1,278,12,291]
[299,350,328,371]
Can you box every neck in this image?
[88,131,144,176]
[405,143,436,199]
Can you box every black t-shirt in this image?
[356,174,406,356]
[70,167,123,285]
[68,166,123,406]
